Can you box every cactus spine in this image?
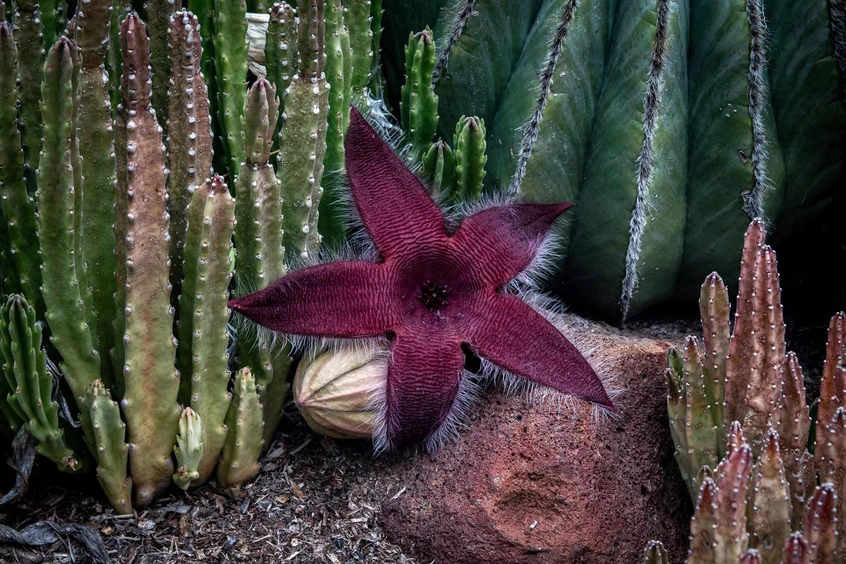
[217,367,264,489]
[79,379,132,514]
[115,14,180,506]
[74,0,119,386]
[278,0,329,262]
[0,21,43,316]
[178,175,235,484]
[1,295,81,472]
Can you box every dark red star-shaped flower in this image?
[230,107,613,450]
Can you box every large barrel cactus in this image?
[381,0,846,322]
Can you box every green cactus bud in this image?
[749,429,791,564]
[400,28,438,160]
[279,0,329,262]
[78,380,132,515]
[453,115,486,201]
[422,139,456,196]
[213,0,248,180]
[0,21,43,318]
[294,345,386,439]
[13,0,45,196]
[167,9,214,315]
[0,295,83,473]
[681,336,719,498]
[217,367,264,489]
[173,407,204,490]
[178,176,235,484]
[115,13,180,507]
[642,541,667,564]
[37,36,101,403]
[74,0,119,387]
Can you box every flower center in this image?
[419,281,449,311]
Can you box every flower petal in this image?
[229,261,401,338]
[465,294,613,408]
[451,203,573,289]
[383,329,466,449]
[346,106,447,258]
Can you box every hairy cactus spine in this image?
[0,22,43,317]
[166,9,214,314]
[278,0,329,262]
[79,379,132,514]
[0,295,82,472]
[115,14,180,506]
[213,0,248,180]
[217,367,264,489]
[36,36,101,402]
[74,0,119,387]
[178,175,234,484]
[400,28,438,160]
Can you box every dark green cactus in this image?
[1,295,82,472]
[13,0,46,197]
[140,0,177,127]
[400,28,438,159]
[217,367,264,489]
[346,0,376,91]
[421,139,456,196]
[213,0,248,179]
[115,13,180,507]
[452,115,486,201]
[382,0,846,323]
[264,1,298,121]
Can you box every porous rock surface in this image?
[381,317,691,563]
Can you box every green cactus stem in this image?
[213,0,248,180]
[699,272,729,452]
[108,0,131,117]
[79,379,132,515]
[217,367,264,489]
[39,0,59,48]
[802,483,837,564]
[400,28,438,160]
[37,36,101,402]
[141,0,177,127]
[346,0,375,91]
[422,139,456,196]
[453,115,487,201]
[12,0,45,196]
[319,0,352,250]
[74,0,119,387]
[265,2,298,126]
[173,407,204,490]
[1,295,82,472]
[167,9,214,313]
[234,79,293,445]
[774,353,813,529]
[0,21,43,317]
[748,429,791,564]
[815,311,846,472]
[115,13,180,507]
[177,175,235,485]
[643,541,667,564]
[279,0,329,262]
[369,0,382,77]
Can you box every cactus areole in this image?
[230,107,612,450]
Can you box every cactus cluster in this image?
[382,0,846,323]
[0,0,379,513]
[650,218,846,562]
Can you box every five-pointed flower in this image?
[229,107,613,450]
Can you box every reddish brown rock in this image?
[381,319,691,563]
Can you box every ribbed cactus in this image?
[13,0,45,192]
[1,295,82,472]
[400,28,438,159]
[172,407,204,490]
[115,13,180,506]
[381,0,846,322]
[213,0,248,180]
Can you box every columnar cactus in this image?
[400,28,438,159]
[217,367,264,489]
[213,0,248,179]
[278,0,329,262]
[114,14,180,506]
